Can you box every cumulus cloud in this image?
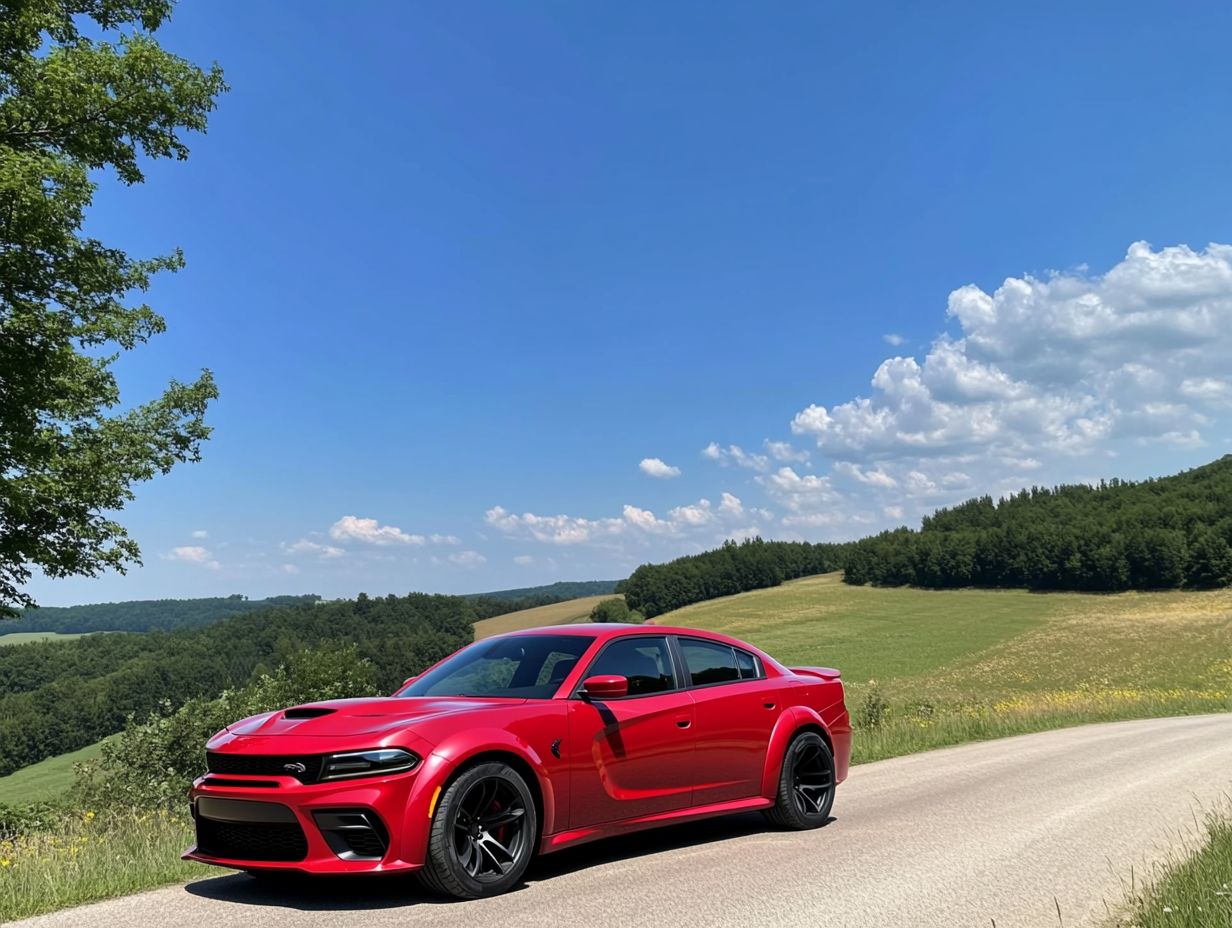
[639,457,682,479]
[449,550,486,568]
[164,546,220,570]
[328,516,426,546]
[283,539,345,559]
[883,333,907,346]
[190,529,208,540]
[792,242,1232,463]
[513,554,535,566]
[486,491,766,550]
[701,442,770,471]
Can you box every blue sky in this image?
[25,1,1232,605]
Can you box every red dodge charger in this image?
[184,623,851,898]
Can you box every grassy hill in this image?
[0,739,109,805]
[473,594,615,639]
[0,632,87,647]
[665,572,1232,762]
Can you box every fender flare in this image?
[424,728,559,836]
[759,705,833,799]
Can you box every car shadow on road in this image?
[183,812,836,911]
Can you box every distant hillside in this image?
[5,594,320,635]
[465,580,620,602]
[473,594,618,640]
[844,455,1232,592]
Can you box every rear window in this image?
[680,639,741,686]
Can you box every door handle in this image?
[763,702,776,710]
[676,719,691,729]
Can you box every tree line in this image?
[621,538,850,619]
[5,595,319,636]
[843,456,1232,591]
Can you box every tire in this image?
[763,731,836,830]
[417,761,538,899]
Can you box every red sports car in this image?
[184,623,851,898]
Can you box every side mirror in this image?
[395,675,418,695]
[581,675,628,700]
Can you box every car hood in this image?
[224,696,521,738]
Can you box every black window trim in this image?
[672,635,765,691]
[569,633,684,701]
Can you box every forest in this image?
[6,595,319,635]
[0,593,478,777]
[621,538,850,618]
[843,456,1232,591]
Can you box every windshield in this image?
[400,634,596,700]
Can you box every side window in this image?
[734,648,760,680]
[585,637,676,696]
[681,639,741,686]
[535,651,582,687]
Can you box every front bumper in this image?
[182,752,453,874]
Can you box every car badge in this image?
[283,762,307,774]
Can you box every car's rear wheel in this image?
[418,761,537,899]
[764,730,836,830]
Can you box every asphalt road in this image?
[12,714,1232,928]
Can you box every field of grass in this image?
[473,594,617,639]
[0,740,109,806]
[667,573,1232,762]
[0,632,86,647]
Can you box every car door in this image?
[676,636,779,806]
[565,634,696,826]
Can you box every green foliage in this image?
[7,594,319,635]
[842,456,1232,592]
[622,538,850,618]
[75,645,379,809]
[0,591,473,776]
[0,1,228,615]
[588,598,641,624]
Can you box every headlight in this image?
[320,748,420,781]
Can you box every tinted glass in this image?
[585,637,675,696]
[735,648,760,680]
[681,639,741,686]
[401,634,594,699]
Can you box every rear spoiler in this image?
[791,666,842,681]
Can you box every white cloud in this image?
[486,491,761,551]
[883,505,905,519]
[701,442,770,471]
[449,550,486,568]
[833,461,898,488]
[328,515,426,546]
[165,546,220,570]
[792,242,1232,462]
[513,555,535,566]
[764,440,809,463]
[757,467,840,513]
[283,539,345,559]
[639,457,682,479]
[190,529,208,540]
[430,534,462,545]
[279,563,300,575]
[883,333,907,346]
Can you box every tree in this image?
[589,598,633,623]
[0,1,227,614]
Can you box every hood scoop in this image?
[283,706,336,719]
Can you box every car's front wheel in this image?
[418,761,538,899]
[764,730,836,829]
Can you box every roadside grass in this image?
[0,740,110,805]
[0,809,205,922]
[473,594,615,639]
[1109,809,1232,928]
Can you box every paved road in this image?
[12,714,1232,928]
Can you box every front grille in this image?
[196,817,308,862]
[343,829,387,858]
[206,752,322,784]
